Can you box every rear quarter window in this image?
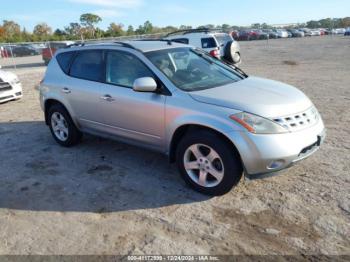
[201,37,217,48]
[56,51,76,74]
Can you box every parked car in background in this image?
[42,41,75,65]
[273,29,289,38]
[336,28,346,34]
[238,30,258,41]
[0,68,22,103]
[40,40,326,195]
[251,29,269,40]
[288,29,305,37]
[230,30,239,40]
[4,45,39,57]
[26,43,46,54]
[345,28,350,36]
[310,29,321,36]
[300,28,312,37]
[166,28,241,64]
[262,29,278,39]
[319,29,326,36]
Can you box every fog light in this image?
[15,92,22,96]
[267,160,285,170]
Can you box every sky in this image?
[0,0,349,31]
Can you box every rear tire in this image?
[176,130,243,196]
[48,104,82,147]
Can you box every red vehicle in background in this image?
[42,41,74,65]
[238,30,259,41]
[230,30,240,40]
[319,29,326,36]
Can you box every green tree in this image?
[79,13,102,38]
[2,20,21,41]
[221,24,231,31]
[53,29,67,40]
[126,25,134,35]
[143,20,153,34]
[64,22,83,40]
[107,23,124,37]
[135,21,153,34]
[340,17,350,27]
[306,20,320,28]
[33,23,52,40]
[21,27,32,42]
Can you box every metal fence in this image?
[0,33,167,71]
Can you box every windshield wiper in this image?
[228,63,249,78]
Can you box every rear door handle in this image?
[101,94,115,102]
[62,87,71,94]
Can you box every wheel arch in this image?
[44,98,76,126]
[169,124,243,165]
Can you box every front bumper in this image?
[0,83,23,103]
[225,117,325,177]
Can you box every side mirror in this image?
[133,77,158,92]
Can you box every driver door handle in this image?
[101,94,115,102]
[61,87,71,94]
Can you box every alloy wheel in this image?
[183,143,224,187]
[51,112,69,141]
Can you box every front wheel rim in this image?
[183,144,224,188]
[51,112,69,141]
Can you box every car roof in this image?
[58,40,190,54]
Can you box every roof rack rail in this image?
[166,28,222,37]
[136,38,173,45]
[65,42,85,48]
[114,41,138,50]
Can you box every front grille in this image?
[272,107,319,131]
[0,82,12,91]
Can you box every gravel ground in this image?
[0,35,349,256]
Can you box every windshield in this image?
[145,47,243,92]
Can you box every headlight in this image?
[230,112,288,134]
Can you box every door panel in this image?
[98,50,166,149]
[64,50,106,132]
[99,84,166,148]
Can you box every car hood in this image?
[0,70,17,82]
[189,76,313,118]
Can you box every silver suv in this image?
[39,40,325,195]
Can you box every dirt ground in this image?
[0,35,349,256]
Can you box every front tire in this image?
[176,130,243,196]
[48,104,82,147]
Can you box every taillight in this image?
[209,49,220,58]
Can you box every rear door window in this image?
[70,50,104,82]
[201,37,217,48]
[56,51,76,74]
